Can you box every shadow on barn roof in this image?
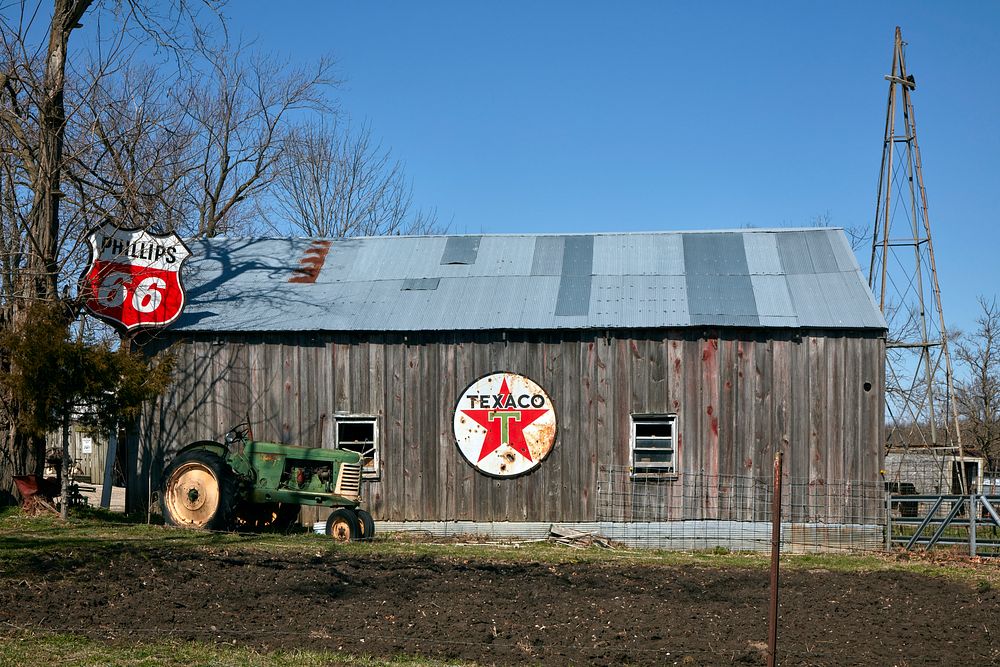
[168,228,887,333]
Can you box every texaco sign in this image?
[81,223,192,332]
[453,372,557,478]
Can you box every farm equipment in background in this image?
[885,481,919,518]
[14,446,94,515]
[160,423,375,541]
[13,474,60,514]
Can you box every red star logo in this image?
[461,378,548,462]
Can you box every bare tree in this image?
[0,0,218,503]
[0,0,99,504]
[0,0,92,304]
[177,43,337,238]
[0,1,439,504]
[67,44,341,241]
[954,297,1000,471]
[69,63,195,234]
[269,118,442,238]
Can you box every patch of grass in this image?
[1,509,998,587]
[0,631,463,667]
[0,505,24,521]
[73,504,161,524]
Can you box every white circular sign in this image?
[453,372,557,478]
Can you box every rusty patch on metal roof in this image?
[289,241,332,283]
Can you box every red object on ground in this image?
[13,474,59,501]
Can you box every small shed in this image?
[134,228,887,541]
[884,449,985,494]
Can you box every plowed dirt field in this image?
[1,542,997,665]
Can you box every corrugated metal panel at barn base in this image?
[312,520,885,552]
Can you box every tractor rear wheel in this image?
[325,508,360,542]
[356,508,375,540]
[161,450,237,530]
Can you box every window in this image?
[630,414,677,477]
[336,417,379,480]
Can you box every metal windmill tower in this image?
[869,26,965,485]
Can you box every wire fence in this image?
[596,466,887,552]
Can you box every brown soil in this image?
[1,544,997,666]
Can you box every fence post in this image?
[969,494,977,557]
[100,426,118,509]
[767,451,783,667]
[885,488,892,551]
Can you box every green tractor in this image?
[160,423,374,541]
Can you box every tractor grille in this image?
[335,463,362,499]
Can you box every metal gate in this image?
[888,493,1000,556]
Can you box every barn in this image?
[133,228,887,548]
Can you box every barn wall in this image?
[133,329,885,523]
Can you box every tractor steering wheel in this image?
[225,422,250,445]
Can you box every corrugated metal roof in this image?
[440,235,480,265]
[683,233,759,327]
[171,228,887,333]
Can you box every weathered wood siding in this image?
[46,426,110,484]
[133,329,885,523]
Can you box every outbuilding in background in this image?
[884,449,985,495]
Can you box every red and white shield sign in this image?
[81,224,192,331]
[453,372,557,478]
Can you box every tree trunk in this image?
[0,0,92,506]
[28,0,85,300]
[0,425,37,506]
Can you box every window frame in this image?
[629,413,678,478]
[334,415,380,480]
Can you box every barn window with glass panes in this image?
[336,417,379,480]
[630,415,677,477]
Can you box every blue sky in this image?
[225,2,998,335]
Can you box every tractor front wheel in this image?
[161,450,237,530]
[325,508,360,542]
[356,508,376,540]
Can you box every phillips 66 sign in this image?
[81,224,192,332]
